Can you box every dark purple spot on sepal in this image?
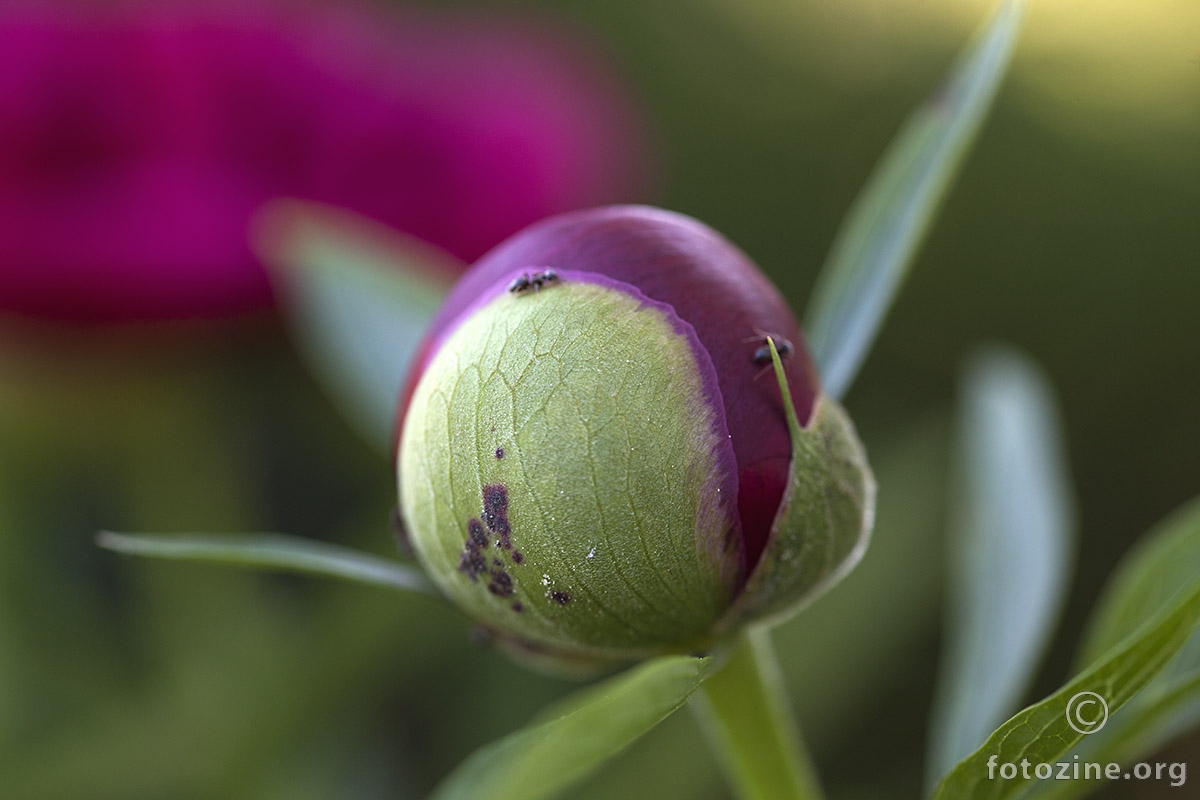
[482,483,512,548]
[468,519,488,548]
[488,570,515,598]
[458,548,486,581]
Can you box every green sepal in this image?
[399,280,740,664]
[717,338,875,631]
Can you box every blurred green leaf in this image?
[97,531,439,597]
[431,655,710,800]
[1076,496,1200,667]
[254,200,461,453]
[926,347,1075,787]
[1020,496,1200,800]
[804,0,1025,400]
[928,517,1200,800]
[693,628,824,800]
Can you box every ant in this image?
[507,269,560,295]
[744,328,793,379]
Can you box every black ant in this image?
[507,269,560,295]
[752,339,792,365]
[744,328,793,379]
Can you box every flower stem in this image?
[692,626,825,800]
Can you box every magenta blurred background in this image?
[0,0,644,322]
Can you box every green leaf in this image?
[1020,673,1200,800]
[1019,497,1200,800]
[253,200,461,453]
[692,628,824,800]
[803,0,1026,401]
[926,348,1075,787]
[96,531,439,597]
[927,544,1200,800]
[430,655,711,800]
[1076,496,1200,668]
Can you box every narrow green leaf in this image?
[804,0,1025,400]
[430,655,710,800]
[96,531,439,597]
[926,348,1075,787]
[927,559,1200,800]
[1020,497,1200,800]
[1021,671,1200,800]
[253,200,461,452]
[692,628,824,800]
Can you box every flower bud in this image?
[397,206,873,670]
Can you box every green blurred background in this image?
[1,0,1197,797]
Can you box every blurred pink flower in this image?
[0,1,644,322]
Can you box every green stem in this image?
[693,627,825,800]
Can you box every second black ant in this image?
[745,328,794,379]
[508,269,560,295]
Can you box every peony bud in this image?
[397,206,873,671]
